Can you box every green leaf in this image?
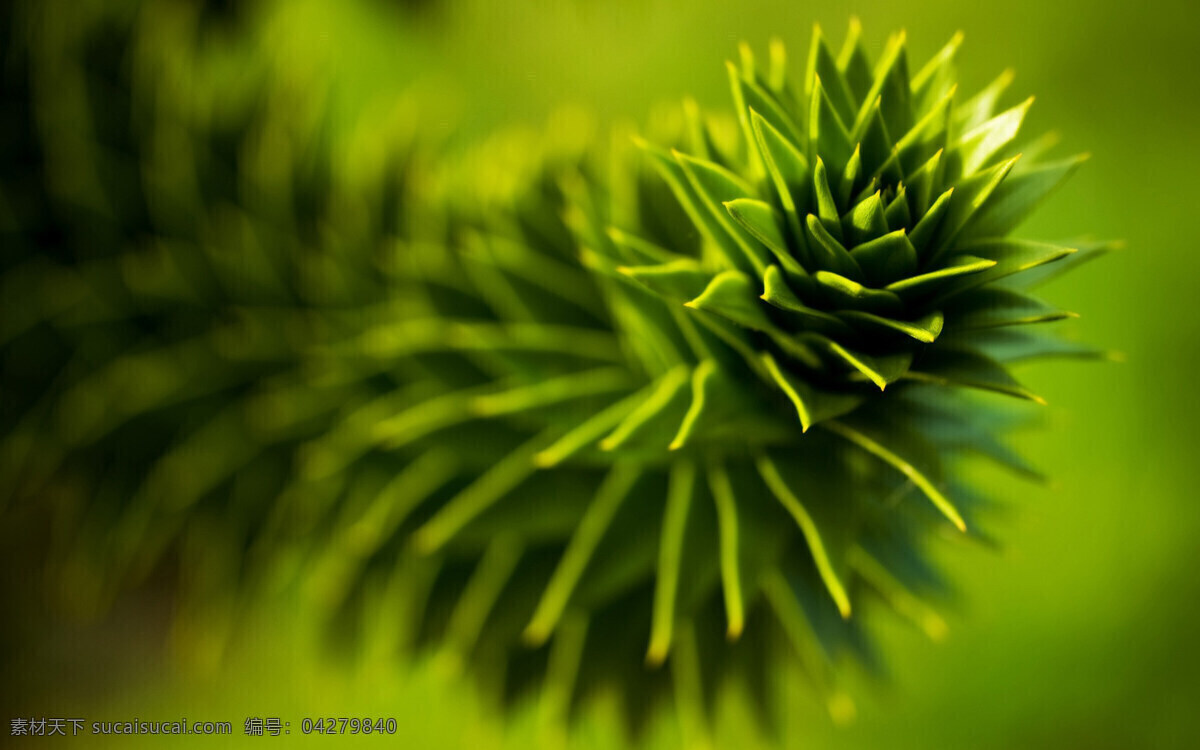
[908,186,954,253]
[906,347,1046,403]
[956,68,1015,133]
[850,96,896,178]
[469,367,635,418]
[524,463,642,645]
[842,191,890,248]
[760,351,863,431]
[760,265,852,335]
[885,255,996,299]
[884,186,911,230]
[911,31,963,111]
[681,96,715,162]
[805,24,857,123]
[751,109,811,261]
[887,84,957,174]
[685,269,774,331]
[444,534,524,657]
[534,384,663,468]
[606,227,682,265]
[809,76,855,173]
[601,366,692,451]
[905,149,945,216]
[838,18,873,102]
[675,151,774,275]
[731,63,805,149]
[539,612,588,724]
[849,228,918,285]
[413,430,553,554]
[931,239,1077,302]
[822,419,966,531]
[689,306,800,374]
[724,198,807,277]
[805,212,863,280]
[801,332,913,390]
[953,97,1033,175]
[1001,238,1116,289]
[897,389,1045,479]
[943,287,1075,329]
[926,155,1021,260]
[813,269,904,315]
[960,154,1090,241]
[812,158,847,244]
[707,461,745,640]
[670,360,722,450]
[870,32,913,142]
[947,328,1110,363]
[618,259,712,301]
[767,37,789,93]
[848,548,948,641]
[838,145,863,208]
[761,571,846,715]
[838,309,944,343]
[757,452,853,616]
[647,460,696,665]
[637,138,747,272]
[852,177,881,208]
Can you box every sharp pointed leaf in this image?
[676,151,774,275]
[760,265,853,335]
[839,309,944,343]
[906,347,1046,403]
[725,198,807,277]
[618,259,712,301]
[805,212,863,280]
[751,109,811,264]
[909,186,953,254]
[956,69,1015,133]
[885,255,996,299]
[757,453,853,616]
[885,185,912,230]
[647,460,696,665]
[960,154,1090,241]
[842,191,890,247]
[813,269,904,314]
[822,419,966,531]
[927,155,1021,260]
[760,351,864,431]
[953,97,1033,175]
[848,228,918,285]
[943,287,1075,329]
[524,464,641,644]
[801,333,913,389]
[686,269,774,331]
[838,19,873,102]
[932,239,1077,302]
[810,76,855,173]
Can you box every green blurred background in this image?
[5,0,1198,747]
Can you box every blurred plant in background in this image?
[0,0,435,672]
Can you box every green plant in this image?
[308,21,1109,735]
[0,5,1106,742]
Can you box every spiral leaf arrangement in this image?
[1,4,1106,739]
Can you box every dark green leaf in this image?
[618,259,712,301]
[685,269,774,331]
[814,269,904,314]
[838,309,944,343]
[960,154,1090,241]
[849,229,918,285]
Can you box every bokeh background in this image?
[3,0,1198,747]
